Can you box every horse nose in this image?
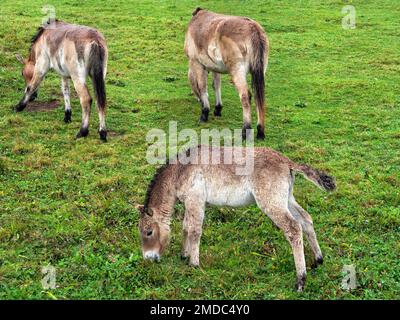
[143,251,160,261]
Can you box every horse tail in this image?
[88,42,106,111]
[249,23,268,131]
[292,163,336,192]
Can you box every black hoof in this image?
[99,129,107,142]
[14,102,27,112]
[312,256,324,269]
[76,128,89,139]
[199,108,209,123]
[256,124,265,140]
[64,110,72,123]
[242,124,252,140]
[29,91,38,102]
[295,274,306,292]
[180,254,189,261]
[214,104,222,117]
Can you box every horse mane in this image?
[143,162,170,214]
[143,146,200,214]
[192,7,204,16]
[30,27,45,46]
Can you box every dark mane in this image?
[143,163,169,214]
[143,147,199,214]
[30,26,45,46]
[192,7,204,16]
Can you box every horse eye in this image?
[146,230,153,237]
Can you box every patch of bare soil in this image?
[26,100,60,112]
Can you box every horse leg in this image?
[253,181,307,292]
[231,69,252,140]
[264,206,306,292]
[181,209,191,260]
[72,78,92,139]
[212,72,222,117]
[289,198,323,268]
[189,60,210,123]
[61,77,72,123]
[188,68,200,102]
[185,202,205,267]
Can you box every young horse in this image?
[15,20,108,141]
[139,145,336,292]
[184,8,269,140]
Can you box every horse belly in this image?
[199,45,228,73]
[50,54,70,77]
[206,183,254,207]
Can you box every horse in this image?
[139,145,336,292]
[15,20,108,141]
[184,8,269,140]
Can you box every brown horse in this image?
[15,20,108,141]
[185,8,269,140]
[139,145,336,292]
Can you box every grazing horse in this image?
[184,8,269,140]
[15,20,108,141]
[139,145,336,292]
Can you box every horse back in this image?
[186,10,264,71]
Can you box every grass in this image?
[0,0,399,299]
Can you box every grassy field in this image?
[0,0,399,299]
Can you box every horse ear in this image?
[136,204,145,217]
[15,53,25,64]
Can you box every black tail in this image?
[293,164,336,192]
[89,43,106,110]
[250,25,267,116]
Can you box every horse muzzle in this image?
[143,250,160,261]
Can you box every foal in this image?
[15,20,108,141]
[185,8,269,140]
[139,145,336,292]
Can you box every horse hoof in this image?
[180,254,189,261]
[99,129,107,142]
[64,110,72,123]
[256,125,265,140]
[296,284,304,293]
[199,108,209,123]
[242,124,252,140]
[214,104,222,117]
[295,274,306,292]
[312,256,324,269]
[256,131,265,140]
[76,128,89,139]
[14,103,26,112]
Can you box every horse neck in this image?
[28,38,46,65]
[28,44,37,64]
[148,164,179,225]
